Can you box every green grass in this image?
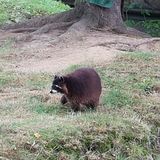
[26,73,51,90]
[0,70,51,90]
[2,112,151,160]
[62,64,91,75]
[0,0,70,24]
[126,20,160,37]
[28,95,68,115]
[37,113,150,160]
[0,52,160,160]
[98,52,160,126]
[103,88,135,108]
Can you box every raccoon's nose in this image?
[50,90,53,94]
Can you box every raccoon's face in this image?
[50,75,68,94]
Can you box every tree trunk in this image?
[84,0,124,28]
[0,0,149,37]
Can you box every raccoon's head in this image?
[50,75,68,94]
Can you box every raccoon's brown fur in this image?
[50,68,102,112]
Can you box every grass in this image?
[0,0,70,24]
[103,88,135,108]
[0,52,160,159]
[0,70,51,90]
[125,19,160,37]
[37,113,150,159]
[99,52,160,125]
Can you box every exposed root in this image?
[0,1,150,41]
[9,21,76,34]
[111,26,151,38]
[32,21,76,34]
[1,12,68,30]
[134,38,160,47]
[0,4,85,30]
[91,36,160,52]
[9,28,38,33]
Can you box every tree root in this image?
[91,36,160,52]
[32,21,77,34]
[134,38,160,47]
[8,21,77,34]
[111,26,151,38]
[0,2,151,40]
[0,3,86,31]
[9,28,38,33]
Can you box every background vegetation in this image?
[125,20,160,37]
[0,0,70,24]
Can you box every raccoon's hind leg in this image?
[71,103,81,112]
[60,95,68,105]
[85,100,99,110]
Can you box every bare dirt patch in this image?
[1,30,160,74]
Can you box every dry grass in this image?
[0,51,160,160]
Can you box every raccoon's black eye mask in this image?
[50,75,65,94]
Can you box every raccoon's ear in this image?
[59,76,65,82]
[54,75,58,79]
